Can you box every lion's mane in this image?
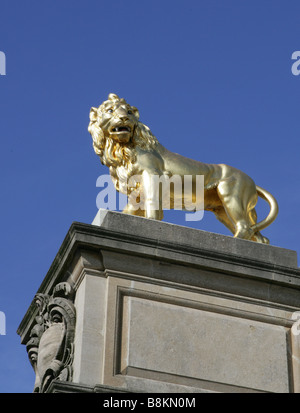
[88,97,159,192]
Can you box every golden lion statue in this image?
[88,93,278,244]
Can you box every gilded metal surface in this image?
[88,94,278,244]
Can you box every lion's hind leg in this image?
[216,179,256,241]
[214,205,269,243]
[213,207,235,236]
[252,232,269,244]
[249,209,270,244]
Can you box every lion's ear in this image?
[89,107,98,122]
[131,106,139,120]
[108,93,119,101]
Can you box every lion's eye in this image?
[107,108,113,113]
[128,110,133,115]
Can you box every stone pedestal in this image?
[18,210,300,393]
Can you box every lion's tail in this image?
[251,185,279,233]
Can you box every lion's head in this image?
[88,93,158,191]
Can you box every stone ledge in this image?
[93,209,298,268]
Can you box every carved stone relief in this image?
[25,282,76,393]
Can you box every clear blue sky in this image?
[1,0,300,393]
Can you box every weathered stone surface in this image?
[93,209,297,268]
[18,210,300,393]
[121,296,288,392]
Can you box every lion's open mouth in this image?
[111,126,131,133]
